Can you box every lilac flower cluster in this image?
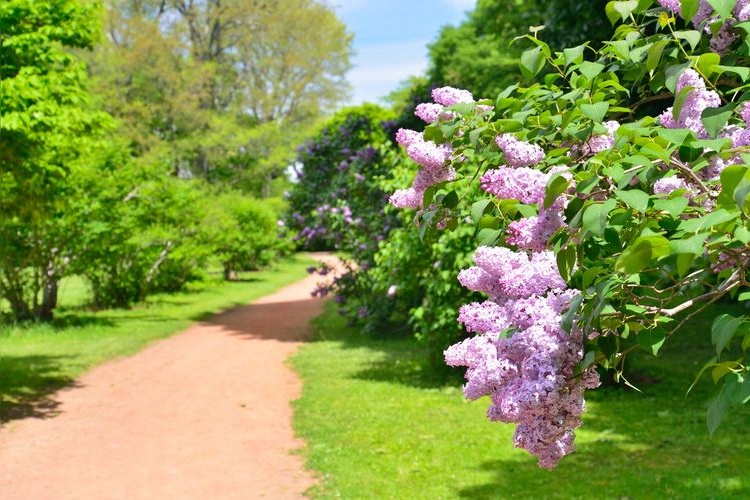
[481,135,568,251]
[495,134,546,168]
[658,69,720,138]
[655,69,750,200]
[389,87,477,209]
[659,0,750,54]
[446,246,600,469]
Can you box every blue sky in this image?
[332,0,475,106]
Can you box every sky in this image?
[332,0,476,106]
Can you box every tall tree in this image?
[427,0,612,99]
[89,0,353,191]
[0,0,109,320]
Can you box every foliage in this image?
[208,193,285,279]
[427,0,613,100]
[285,104,398,251]
[384,0,750,468]
[87,0,353,192]
[0,0,110,321]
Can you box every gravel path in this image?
[0,253,339,499]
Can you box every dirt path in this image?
[0,253,340,500]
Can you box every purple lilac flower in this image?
[480,166,549,205]
[506,210,565,252]
[405,136,453,170]
[396,128,421,148]
[710,21,736,55]
[659,69,720,138]
[495,134,545,168]
[389,188,422,209]
[653,176,691,195]
[448,245,598,468]
[431,86,474,106]
[415,103,443,123]
[581,120,620,155]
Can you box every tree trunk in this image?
[223,265,238,281]
[39,276,58,322]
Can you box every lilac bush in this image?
[385,0,750,468]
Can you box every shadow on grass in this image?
[449,303,750,498]
[453,386,750,498]
[350,345,464,389]
[51,313,116,330]
[0,354,79,425]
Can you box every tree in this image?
[0,0,108,320]
[88,0,353,191]
[427,0,612,100]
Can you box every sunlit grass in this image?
[0,254,314,417]
[292,301,750,498]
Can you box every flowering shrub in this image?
[285,104,398,251]
[387,1,750,468]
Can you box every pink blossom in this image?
[495,134,545,167]
[506,210,565,252]
[431,86,474,106]
[480,166,549,205]
[389,188,421,209]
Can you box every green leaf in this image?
[676,253,695,277]
[707,386,730,434]
[556,246,577,282]
[606,0,639,23]
[669,232,708,255]
[680,0,700,21]
[687,357,718,396]
[696,52,721,78]
[665,62,692,93]
[734,175,750,213]
[563,45,586,67]
[520,46,546,79]
[716,64,750,82]
[701,104,734,139]
[615,233,672,274]
[581,102,610,123]
[678,208,737,232]
[718,164,749,208]
[674,29,702,51]
[471,199,492,224]
[615,189,650,212]
[657,127,694,145]
[638,327,667,356]
[578,61,606,81]
[653,197,689,217]
[706,0,738,19]
[673,85,694,122]
[494,119,524,132]
[647,40,670,71]
[441,190,459,209]
[562,293,584,332]
[582,199,616,236]
[477,228,502,246]
[712,313,742,358]
[543,173,569,209]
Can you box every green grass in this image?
[0,254,314,420]
[292,301,750,498]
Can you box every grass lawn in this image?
[0,253,314,420]
[292,301,750,498]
